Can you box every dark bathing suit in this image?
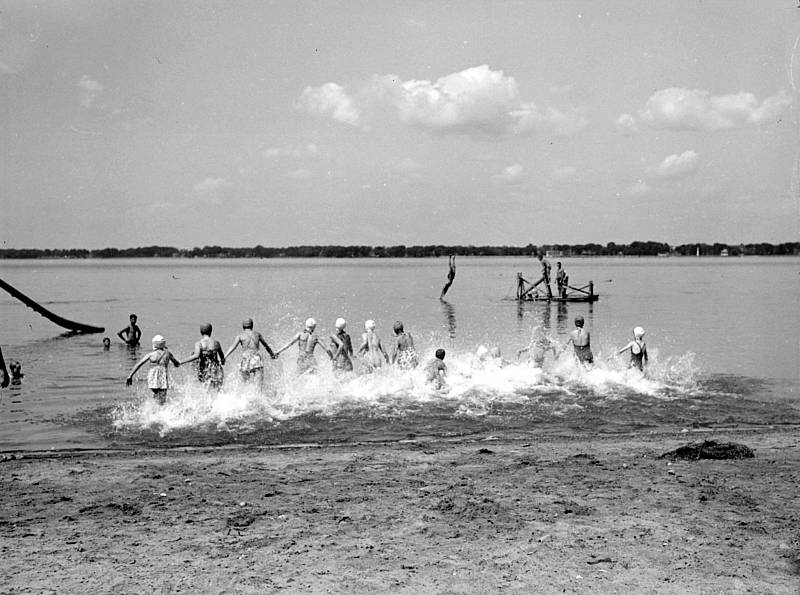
[198,347,224,389]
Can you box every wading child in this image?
[425,348,447,390]
[126,335,181,405]
[181,324,226,391]
[117,314,142,346]
[617,326,648,372]
[390,321,419,369]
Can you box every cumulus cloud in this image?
[299,65,587,138]
[493,163,526,184]
[191,177,232,204]
[78,75,104,108]
[626,88,790,131]
[653,150,699,178]
[297,83,361,126]
[615,113,638,133]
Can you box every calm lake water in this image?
[1,257,798,451]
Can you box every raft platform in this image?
[515,273,598,303]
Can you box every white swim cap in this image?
[335,318,346,329]
[305,318,316,328]
[152,334,166,347]
[365,319,376,330]
[476,345,489,359]
[633,326,645,338]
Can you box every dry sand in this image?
[1,427,799,594]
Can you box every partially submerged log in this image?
[0,278,104,334]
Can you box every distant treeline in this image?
[1,242,798,259]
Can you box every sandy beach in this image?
[1,427,798,594]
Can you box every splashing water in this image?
[110,348,704,441]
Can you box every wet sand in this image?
[1,427,799,594]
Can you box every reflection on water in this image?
[440,299,456,339]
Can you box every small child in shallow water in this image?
[126,335,181,405]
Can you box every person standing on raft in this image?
[224,318,277,384]
[555,262,568,299]
[440,254,456,299]
[126,335,181,404]
[617,326,648,372]
[276,318,332,374]
[562,314,593,365]
[530,253,553,298]
[181,323,226,391]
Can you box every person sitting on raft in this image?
[358,319,390,373]
[276,318,332,374]
[390,321,419,369]
[330,318,354,373]
[126,335,181,405]
[561,314,593,365]
[617,326,649,372]
[181,323,226,391]
[224,318,277,384]
[117,313,142,346]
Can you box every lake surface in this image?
[1,257,798,451]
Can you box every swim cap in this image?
[200,323,212,335]
[393,321,404,333]
[365,319,376,330]
[634,326,645,338]
[305,318,316,328]
[435,348,446,359]
[335,318,346,329]
[476,345,489,360]
[242,318,253,329]
[574,315,584,327]
[152,335,166,348]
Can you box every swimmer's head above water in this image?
[305,318,316,330]
[393,321,404,334]
[200,323,212,336]
[435,348,446,360]
[634,326,645,339]
[574,315,585,328]
[242,318,254,329]
[335,318,346,330]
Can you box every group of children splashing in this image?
[125,316,450,404]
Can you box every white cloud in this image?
[493,163,526,184]
[626,179,653,197]
[653,150,699,178]
[633,88,790,131]
[299,65,587,138]
[615,113,638,133]
[78,75,104,108]
[551,166,577,181]
[191,177,232,204]
[297,82,361,126]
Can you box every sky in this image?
[0,1,798,249]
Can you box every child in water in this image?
[117,314,142,346]
[425,348,447,390]
[562,315,593,365]
[390,321,419,369]
[330,318,354,373]
[181,323,226,391]
[276,318,332,374]
[358,319,389,373]
[126,335,181,405]
[617,326,649,372]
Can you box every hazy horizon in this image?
[1,2,798,249]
